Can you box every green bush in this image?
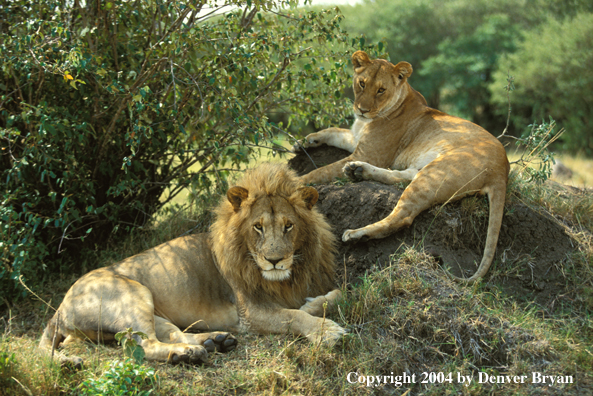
[0,0,354,300]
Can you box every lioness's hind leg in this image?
[342,154,491,242]
[343,161,418,184]
[154,316,237,353]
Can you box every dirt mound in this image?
[288,145,575,305]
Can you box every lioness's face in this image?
[245,195,302,281]
[351,51,412,121]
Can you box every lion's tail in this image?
[38,310,83,368]
[39,311,64,352]
[453,183,506,284]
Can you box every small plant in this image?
[115,328,148,365]
[78,359,158,396]
[512,118,562,183]
[0,347,17,388]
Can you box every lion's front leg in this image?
[241,299,346,346]
[299,289,342,317]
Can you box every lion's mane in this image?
[209,163,337,309]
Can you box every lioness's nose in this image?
[267,258,282,266]
[356,105,369,114]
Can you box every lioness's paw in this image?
[342,228,368,243]
[291,140,305,153]
[169,344,208,365]
[203,332,237,353]
[342,161,368,181]
[304,132,323,147]
[307,319,347,346]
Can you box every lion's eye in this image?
[377,88,385,94]
[284,223,293,233]
[359,80,365,89]
[254,224,263,232]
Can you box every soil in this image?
[288,145,576,307]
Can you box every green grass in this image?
[1,157,593,395]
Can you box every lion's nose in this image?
[267,258,282,266]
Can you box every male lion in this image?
[39,163,346,366]
[295,51,509,283]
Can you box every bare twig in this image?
[270,124,318,169]
[497,73,514,140]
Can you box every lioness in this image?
[295,51,509,283]
[40,164,346,366]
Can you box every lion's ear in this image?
[299,186,319,210]
[227,186,249,212]
[394,61,413,80]
[352,51,371,71]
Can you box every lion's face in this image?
[351,50,412,121]
[247,195,302,281]
[226,184,319,282]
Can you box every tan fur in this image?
[39,164,345,366]
[296,51,509,283]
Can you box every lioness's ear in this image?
[227,186,249,212]
[299,186,319,210]
[394,61,413,80]
[352,51,372,71]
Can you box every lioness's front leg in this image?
[292,127,356,152]
[343,161,418,184]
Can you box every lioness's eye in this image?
[359,80,365,88]
[284,223,293,232]
[377,88,385,94]
[254,224,263,232]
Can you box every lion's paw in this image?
[202,332,237,353]
[307,319,347,346]
[300,290,342,316]
[169,344,208,365]
[342,161,368,181]
[60,356,84,371]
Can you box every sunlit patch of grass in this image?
[508,151,593,188]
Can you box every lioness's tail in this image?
[453,184,506,284]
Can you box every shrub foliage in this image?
[0,0,354,298]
